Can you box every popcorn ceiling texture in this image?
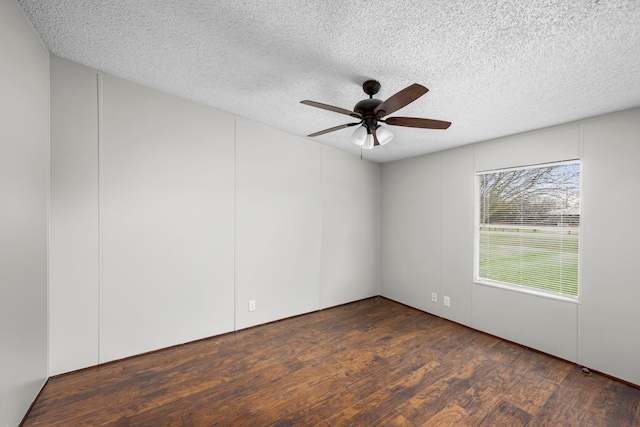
[17,0,640,162]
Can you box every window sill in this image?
[474,279,581,304]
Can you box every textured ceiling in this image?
[17,0,640,162]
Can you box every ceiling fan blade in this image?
[374,84,429,118]
[301,100,361,118]
[307,122,360,137]
[384,116,451,129]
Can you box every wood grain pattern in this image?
[23,297,640,426]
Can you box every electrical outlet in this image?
[443,296,450,307]
[431,293,438,303]
[249,300,256,311]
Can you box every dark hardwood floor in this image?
[24,297,640,426]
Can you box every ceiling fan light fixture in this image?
[362,134,374,150]
[377,125,393,145]
[351,125,367,146]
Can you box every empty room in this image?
[2,0,640,425]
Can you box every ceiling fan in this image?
[301,80,451,150]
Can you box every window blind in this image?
[476,161,580,297]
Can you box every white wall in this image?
[235,120,322,328]
[50,67,237,366]
[49,56,100,374]
[100,75,236,362]
[320,148,381,308]
[48,57,382,372]
[580,109,640,386]
[440,147,475,326]
[0,1,49,425]
[235,121,382,328]
[381,109,640,385]
[381,154,442,314]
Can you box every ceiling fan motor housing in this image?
[354,98,384,131]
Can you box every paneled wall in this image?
[235,119,322,329]
[381,108,640,386]
[0,1,49,425]
[49,55,100,373]
[580,110,640,385]
[100,75,237,362]
[381,155,441,314]
[49,57,382,374]
[320,149,380,308]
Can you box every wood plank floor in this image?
[24,297,640,426]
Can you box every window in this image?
[475,161,580,298]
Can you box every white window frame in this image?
[473,160,581,303]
